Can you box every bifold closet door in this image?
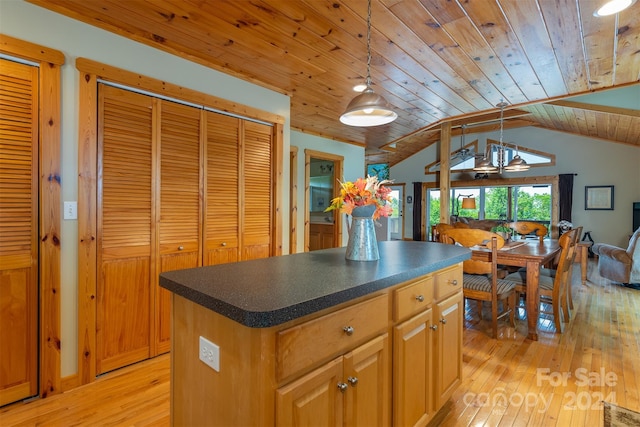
[204,112,240,266]
[241,121,273,261]
[97,85,154,374]
[156,101,202,353]
[0,58,39,406]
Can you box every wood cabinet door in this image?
[204,111,239,265]
[393,308,434,427]
[157,101,202,353]
[97,85,153,374]
[276,357,343,427]
[0,59,39,406]
[343,334,390,427]
[434,292,463,408]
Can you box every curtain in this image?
[413,182,422,241]
[558,174,575,222]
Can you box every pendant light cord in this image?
[366,0,372,87]
[499,101,504,145]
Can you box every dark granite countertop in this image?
[160,240,470,328]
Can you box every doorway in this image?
[304,150,343,252]
[389,184,405,240]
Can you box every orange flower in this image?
[325,175,394,219]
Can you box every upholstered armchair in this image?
[592,228,640,284]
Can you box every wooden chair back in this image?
[433,223,454,242]
[549,228,578,310]
[439,228,505,275]
[506,221,548,243]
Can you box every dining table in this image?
[470,238,562,341]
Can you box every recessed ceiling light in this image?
[593,0,636,16]
[352,84,367,93]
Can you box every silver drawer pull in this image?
[178,246,184,251]
[451,279,458,286]
[415,295,424,302]
[343,326,354,336]
[440,318,447,324]
[337,382,348,392]
[430,324,438,331]
[348,376,358,386]
[221,242,227,246]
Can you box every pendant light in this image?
[593,0,636,16]
[340,0,397,127]
[474,101,529,174]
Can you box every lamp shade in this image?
[340,86,397,127]
[461,197,476,209]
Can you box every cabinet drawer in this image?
[276,293,388,381]
[393,276,433,322]
[434,264,463,300]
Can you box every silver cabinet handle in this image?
[343,326,354,336]
[451,279,458,286]
[440,318,447,324]
[415,295,424,302]
[337,382,348,392]
[348,376,358,386]
[430,324,438,331]
[178,246,184,251]
[221,242,227,246]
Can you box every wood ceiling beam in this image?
[546,100,640,117]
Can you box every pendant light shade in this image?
[593,0,636,16]
[340,86,397,126]
[473,157,498,173]
[340,0,397,127]
[504,154,530,171]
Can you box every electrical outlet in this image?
[199,336,220,372]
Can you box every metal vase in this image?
[345,205,380,261]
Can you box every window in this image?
[426,183,552,237]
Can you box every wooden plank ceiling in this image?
[27,0,640,165]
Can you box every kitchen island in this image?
[160,240,470,426]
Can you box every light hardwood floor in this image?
[1,259,638,426]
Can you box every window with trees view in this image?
[427,184,552,233]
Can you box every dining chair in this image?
[505,221,548,243]
[433,223,454,242]
[504,229,577,333]
[540,226,583,312]
[439,228,516,339]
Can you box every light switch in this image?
[64,201,77,220]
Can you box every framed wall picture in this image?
[585,185,614,210]
[366,163,390,181]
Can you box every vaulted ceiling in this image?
[27,0,640,165]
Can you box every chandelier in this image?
[473,101,529,174]
[339,0,397,127]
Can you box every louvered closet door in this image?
[97,85,153,374]
[156,101,202,353]
[204,112,239,266]
[242,121,273,260]
[0,59,39,406]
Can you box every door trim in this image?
[304,150,344,252]
[0,36,64,398]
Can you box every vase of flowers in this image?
[325,175,393,261]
